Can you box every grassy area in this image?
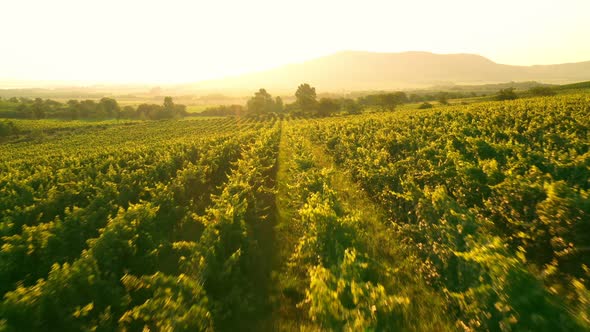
[186,104,214,113]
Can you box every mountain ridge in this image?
[183,51,590,93]
[2,51,590,93]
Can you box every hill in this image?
[185,51,590,93]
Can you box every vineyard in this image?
[1,94,590,331]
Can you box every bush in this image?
[418,102,433,109]
[528,86,556,96]
[496,88,518,101]
[437,92,449,105]
[0,120,17,137]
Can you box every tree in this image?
[409,93,422,103]
[274,96,284,112]
[173,104,187,117]
[295,83,317,113]
[496,88,518,101]
[528,86,555,97]
[378,92,407,111]
[247,89,275,114]
[67,100,80,120]
[79,100,97,118]
[136,103,158,119]
[317,98,339,117]
[16,104,31,118]
[158,97,186,119]
[437,92,449,105]
[31,98,45,119]
[391,91,409,104]
[340,98,361,115]
[98,97,120,118]
[200,105,245,117]
[358,92,407,110]
[163,96,174,110]
[120,105,136,118]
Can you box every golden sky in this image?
[1,0,589,84]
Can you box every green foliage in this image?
[304,94,590,330]
[418,102,434,109]
[98,97,120,118]
[275,96,284,112]
[1,93,590,330]
[305,249,408,331]
[136,97,187,120]
[120,273,213,331]
[195,123,280,328]
[437,92,450,105]
[537,182,590,273]
[340,98,361,114]
[358,91,408,110]
[529,85,556,96]
[496,87,518,100]
[0,120,17,137]
[0,117,277,331]
[247,88,279,114]
[278,128,409,329]
[199,104,245,117]
[295,83,318,113]
[452,237,581,331]
[317,98,339,117]
[0,97,187,120]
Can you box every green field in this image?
[1,94,590,331]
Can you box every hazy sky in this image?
[1,0,589,84]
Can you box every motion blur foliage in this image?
[418,102,434,109]
[437,92,450,105]
[305,94,590,331]
[1,91,590,331]
[0,117,278,331]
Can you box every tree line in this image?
[200,83,559,118]
[201,83,397,117]
[0,84,559,121]
[0,97,187,120]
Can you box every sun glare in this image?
[0,0,589,84]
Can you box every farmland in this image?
[1,94,589,331]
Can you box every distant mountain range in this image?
[185,51,590,93]
[3,51,590,95]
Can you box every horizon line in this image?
[1,49,589,88]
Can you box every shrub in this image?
[496,88,518,101]
[0,120,17,137]
[418,102,433,109]
[528,86,556,96]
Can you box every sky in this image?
[1,0,589,84]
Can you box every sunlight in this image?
[1,0,589,84]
